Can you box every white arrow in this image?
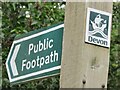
[10,44,21,76]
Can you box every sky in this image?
[113,0,120,2]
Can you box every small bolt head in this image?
[102,84,105,88]
[82,80,86,84]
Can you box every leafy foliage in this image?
[107,2,120,90]
[2,2,65,89]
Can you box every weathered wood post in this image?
[60,1,113,88]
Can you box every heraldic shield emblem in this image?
[85,8,112,48]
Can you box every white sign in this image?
[85,8,112,48]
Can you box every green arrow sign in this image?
[6,23,64,84]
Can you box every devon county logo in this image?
[85,8,112,48]
[89,14,108,39]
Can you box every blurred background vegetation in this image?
[1,1,120,90]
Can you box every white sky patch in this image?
[23,6,26,8]
[113,0,120,2]
[25,11,30,18]
[60,4,65,9]
[25,11,29,15]
[54,6,57,8]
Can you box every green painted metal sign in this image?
[6,23,64,84]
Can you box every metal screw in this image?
[82,80,86,85]
[102,84,105,88]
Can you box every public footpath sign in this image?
[6,23,64,84]
[85,8,112,48]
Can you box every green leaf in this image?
[31,21,38,25]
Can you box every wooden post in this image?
[60,1,113,88]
